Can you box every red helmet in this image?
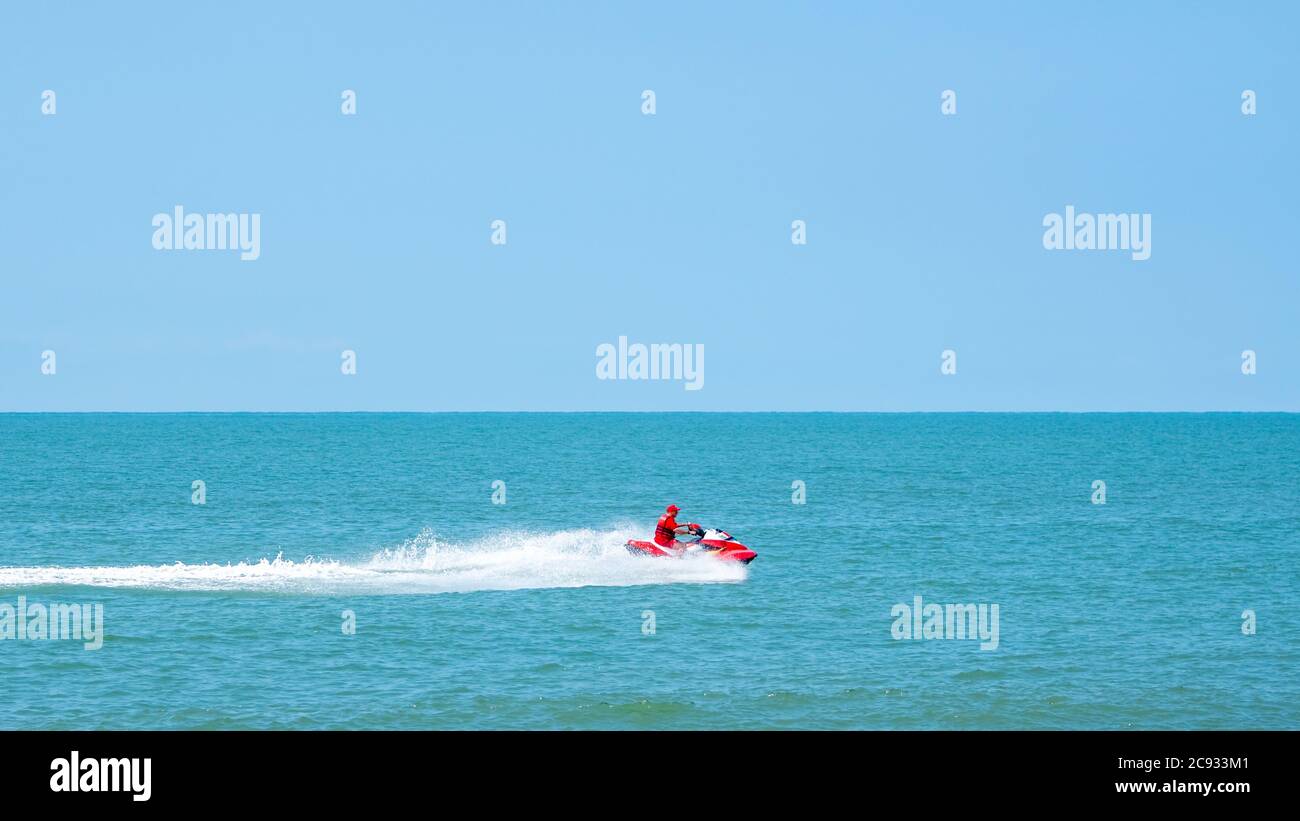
[666,504,680,514]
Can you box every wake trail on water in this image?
[0,526,748,595]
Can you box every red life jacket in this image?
[654,514,678,547]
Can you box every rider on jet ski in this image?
[626,505,755,563]
[655,504,695,549]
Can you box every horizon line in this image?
[2,409,1298,415]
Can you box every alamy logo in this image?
[50,752,151,802]
[1042,205,1151,261]
[0,596,103,650]
[596,336,704,391]
[152,205,261,261]
[891,595,1000,651]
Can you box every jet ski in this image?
[626,524,757,564]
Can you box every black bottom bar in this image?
[6,730,1285,808]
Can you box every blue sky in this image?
[1,2,1296,411]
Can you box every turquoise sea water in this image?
[0,413,1296,729]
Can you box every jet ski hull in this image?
[624,538,757,564]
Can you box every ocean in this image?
[1,412,1296,729]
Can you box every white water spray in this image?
[0,527,748,595]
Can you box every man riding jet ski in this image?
[655,504,691,548]
[625,504,757,563]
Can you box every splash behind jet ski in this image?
[626,524,756,564]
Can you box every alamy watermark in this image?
[50,752,150,801]
[596,336,704,391]
[152,205,261,261]
[1042,205,1150,261]
[891,595,999,651]
[0,595,104,650]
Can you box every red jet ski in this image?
[626,524,757,564]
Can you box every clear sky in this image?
[1,2,1296,411]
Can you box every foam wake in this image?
[0,527,748,595]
